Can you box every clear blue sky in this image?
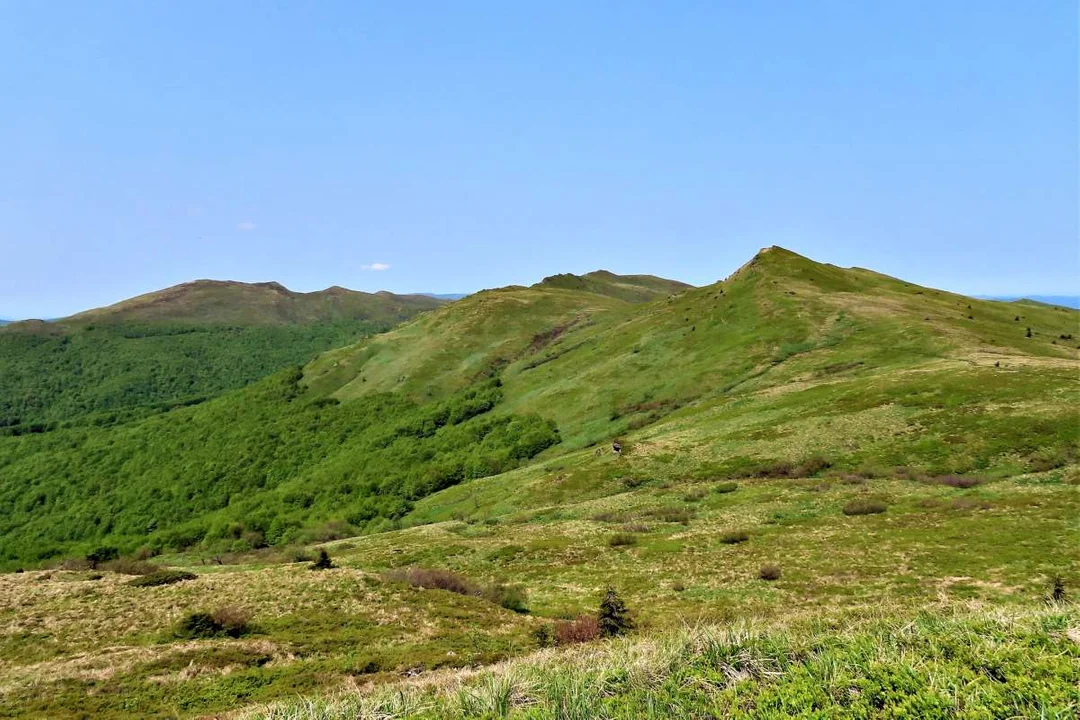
[1,1,1076,319]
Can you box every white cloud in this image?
[361,262,391,271]
[237,221,257,231]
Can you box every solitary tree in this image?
[1026,327,1033,338]
[597,587,634,637]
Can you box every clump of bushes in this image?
[102,557,160,575]
[176,606,252,639]
[746,456,833,479]
[384,567,528,612]
[842,499,888,516]
[719,530,749,544]
[620,522,650,533]
[1049,576,1066,603]
[621,476,647,489]
[759,565,782,581]
[936,475,982,489]
[85,546,119,569]
[311,549,334,570]
[682,487,707,502]
[127,569,197,587]
[713,482,738,494]
[554,615,600,645]
[608,533,638,547]
[643,507,694,525]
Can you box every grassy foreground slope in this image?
[0,281,444,430]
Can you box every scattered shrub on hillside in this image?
[127,569,197,587]
[643,507,694,525]
[102,557,159,575]
[713,482,738,494]
[176,606,252,639]
[384,567,528,612]
[486,544,526,563]
[672,580,686,592]
[842,499,888,516]
[949,498,992,511]
[1050,577,1066,603]
[531,624,555,648]
[759,565,782,581]
[682,488,707,502]
[598,587,634,637]
[85,546,119,569]
[719,530,749,544]
[620,522,650,534]
[936,475,982,489]
[1026,327,1033,338]
[746,456,832,479]
[555,615,600,645]
[621,476,646,489]
[311,549,334,570]
[608,533,637,548]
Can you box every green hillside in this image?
[0,249,1077,718]
[0,281,444,430]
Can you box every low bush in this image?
[621,476,646,489]
[935,475,982,489]
[127,569,197,587]
[176,606,252,639]
[555,615,600,645]
[713,482,738,494]
[311,549,333,570]
[759,565,782,581]
[102,557,160,575]
[608,533,638,547]
[620,522,650,533]
[643,507,694,524]
[682,488,707,502]
[672,580,686,592]
[719,530,749,544]
[385,567,528,612]
[532,624,555,648]
[842,499,888,516]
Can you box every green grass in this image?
[243,605,1080,719]
[0,249,1077,717]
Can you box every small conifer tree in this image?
[312,549,333,570]
[597,587,633,637]
[1026,327,1033,338]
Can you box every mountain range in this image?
[1,247,1077,718]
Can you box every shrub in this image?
[759,565,782,581]
[682,488,707,502]
[713,482,738,494]
[555,615,600,645]
[311,549,334,570]
[1050,577,1066,603]
[532,624,555,648]
[936,475,982,489]
[842,499,888,516]
[620,522,650,533]
[949,498,992,511]
[101,557,159,575]
[644,507,694,524]
[485,583,529,613]
[85,546,119,568]
[672,580,686,592]
[598,587,634,637]
[127,570,197,587]
[176,606,251,639]
[385,567,527,612]
[608,533,637,547]
[719,530,749,544]
[621,476,646,489]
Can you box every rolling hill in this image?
[0,281,445,430]
[0,249,1077,718]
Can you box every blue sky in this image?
[0,1,1076,319]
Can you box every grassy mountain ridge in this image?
[60,279,443,327]
[0,281,446,430]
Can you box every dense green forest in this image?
[0,370,558,567]
[0,320,391,430]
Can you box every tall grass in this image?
[243,605,1079,719]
